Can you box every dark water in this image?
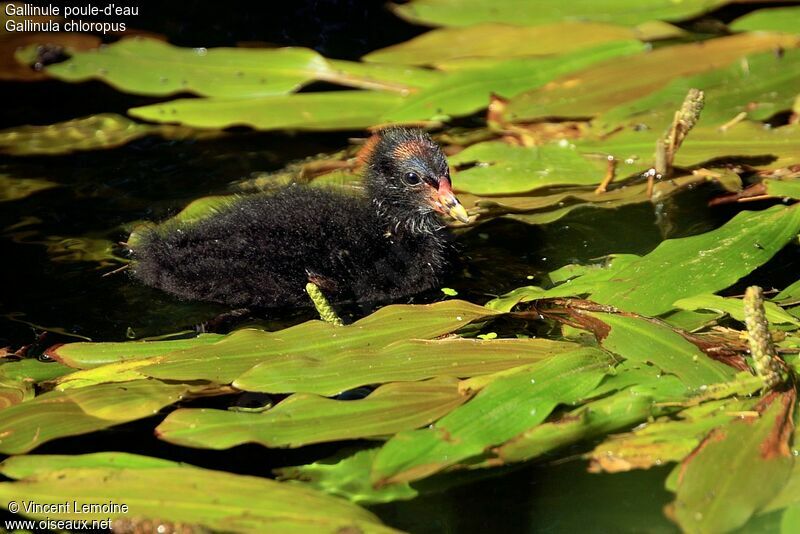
[2,2,798,533]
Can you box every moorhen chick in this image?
[129,127,469,309]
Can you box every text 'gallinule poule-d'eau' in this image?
[129,127,470,309]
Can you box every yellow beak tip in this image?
[449,205,470,224]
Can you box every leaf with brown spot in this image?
[672,389,795,533]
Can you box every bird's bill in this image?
[431,179,470,223]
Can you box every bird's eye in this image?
[403,172,421,185]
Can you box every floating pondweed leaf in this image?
[496,363,687,464]
[592,49,800,133]
[130,91,405,130]
[0,173,58,201]
[156,378,467,449]
[578,123,800,171]
[0,380,196,454]
[765,178,800,200]
[391,0,728,28]
[0,114,213,155]
[233,336,576,396]
[586,312,735,388]
[53,302,503,393]
[730,6,800,34]
[371,348,614,485]
[277,448,419,504]
[1,32,100,81]
[486,204,800,316]
[27,37,431,98]
[382,40,645,123]
[588,397,757,473]
[504,33,799,122]
[673,294,800,327]
[0,453,393,533]
[449,141,606,195]
[364,22,658,66]
[672,390,795,533]
[47,333,224,368]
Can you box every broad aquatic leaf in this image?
[82,301,502,385]
[371,347,614,485]
[487,205,800,316]
[588,397,757,473]
[674,294,800,327]
[765,178,800,200]
[0,359,72,384]
[593,49,800,133]
[730,6,800,34]
[2,32,99,81]
[586,205,800,315]
[0,113,208,155]
[588,312,735,388]
[504,33,799,121]
[392,0,727,27]
[0,173,58,201]
[496,364,686,463]
[364,22,652,65]
[449,141,606,195]
[0,453,393,534]
[47,333,224,368]
[130,91,404,130]
[157,378,466,449]
[382,41,644,122]
[672,390,795,533]
[234,337,576,396]
[0,380,191,454]
[276,448,418,504]
[32,37,428,97]
[578,122,800,170]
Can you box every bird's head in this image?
[363,127,469,233]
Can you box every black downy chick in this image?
[129,127,469,309]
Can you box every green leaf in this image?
[73,301,502,387]
[0,173,59,202]
[156,378,467,449]
[588,312,735,389]
[504,33,799,122]
[588,397,757,473]
[730,6,800,34]
[0,380,192,454]
[578,122,800,170]
[382,40,644,122]
[496,364,686,463]
[672,391,795,533]
[371,347,614,485]
[34,37,431,98]
[364,22,653,65]
[593,49,800,132]
[47,333,224,368]
[449,141,606,195]
[0,452,178,479]
[233,336,576,396]
[276,448,419,504]
[586,205,800,315]
[392,0,727,27]
[674,294,800,327]
[488,205,800,316]
[0,113,208,156]
[765,178,800,200]
[0,453,393,534]
[130,91,404,130]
